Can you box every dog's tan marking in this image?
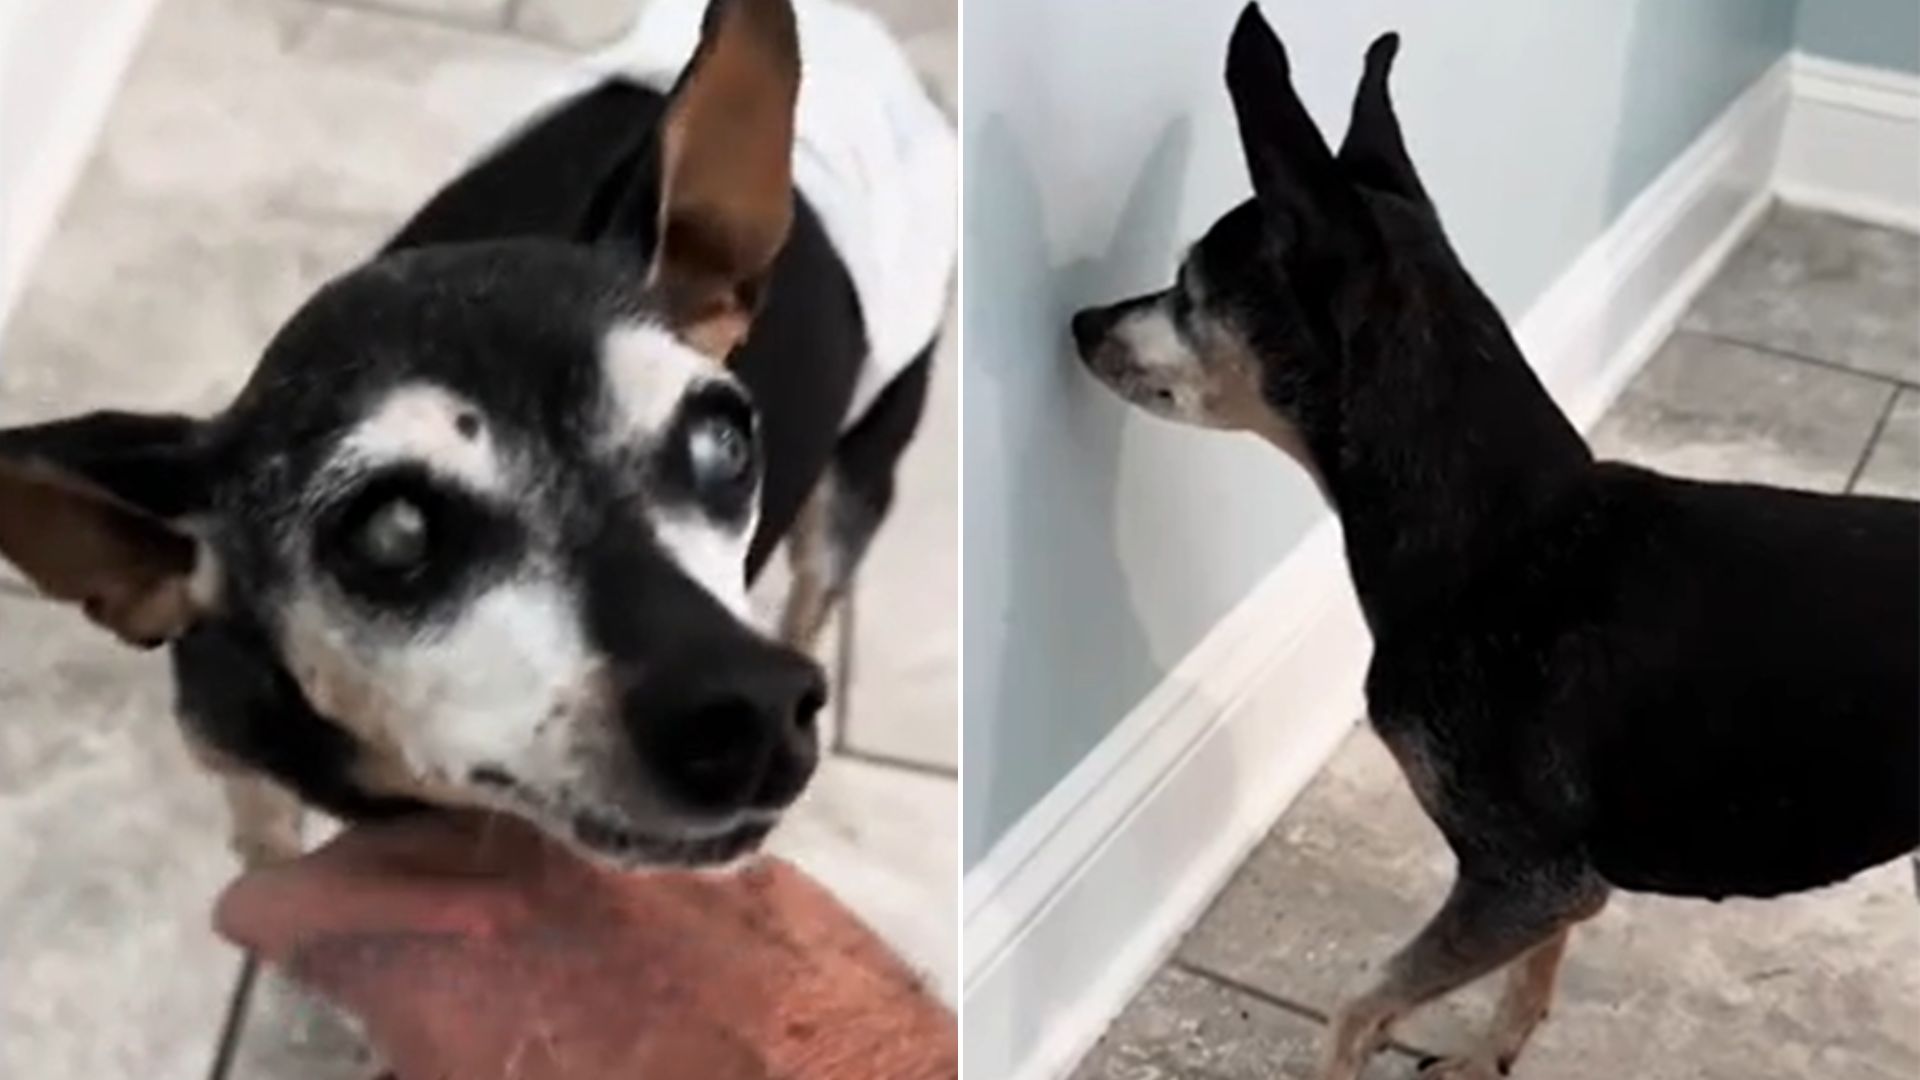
[1318,882,1605,1080]
[778,480,836,650]
[1404,929,1573,1078]
[223,777,307,867]
[180,728,307,866]
[1484,927,1571,1070]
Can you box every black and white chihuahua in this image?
[0,0,951,872]
[1074,7,1917,1079]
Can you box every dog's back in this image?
[1563,467,1920,898]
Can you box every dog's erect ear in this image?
[0,412,214,647]
[1225,4,1362,238]
[647,0,801,361]
[1338,33,1426,202]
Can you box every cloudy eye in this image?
[688,416,754,492]
[353,497,430,572]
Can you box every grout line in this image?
[298,0,563,50]
[1169,959,1440,1062]
[204,953,263,1080]
[1689,330,1920,394]
[835,747,959,780]
[1844,388,1903,494]
[1169,958,1332,1024]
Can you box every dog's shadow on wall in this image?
[965,112,1195,852]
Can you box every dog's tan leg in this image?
[224,775,306,868]
[779,480,839,651]
[179,725,307,868]
[1318,867,1605,1080]
[1411,926,1574,1078]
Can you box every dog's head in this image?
[1072,6,1441,478]
[0,0,823,868]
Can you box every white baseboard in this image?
[0,0,161,330]
[960,55,1790,1080]
[962,519,1368,1080]
[1776,55,1920,233]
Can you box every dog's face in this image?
[1072,11,1433,480]
[0,0,821,868]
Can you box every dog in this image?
[1072,7,1918,1078]
[0,0,953,874]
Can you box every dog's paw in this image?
[1413,1054,1507,1079]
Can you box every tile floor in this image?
[1072,205,1920,1080]
[0,0,956,1076]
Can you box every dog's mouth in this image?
[568,811,775,868]
[469,766,777,870]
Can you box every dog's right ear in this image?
[1338,33,1427,202]
[1225,4,1363,239]
[641,0,801,361]
[0,412,214,647]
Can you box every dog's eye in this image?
[688,417,754,490]
[353,498,430,571]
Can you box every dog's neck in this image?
[1305,275,1592,629]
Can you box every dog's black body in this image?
[1074,7,1918,1075]
[1316,221,1919,901]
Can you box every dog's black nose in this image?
[1071,307,1112,355]
[630,645,825,816]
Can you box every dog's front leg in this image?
[1317,864,1606,1080]
[223,775,307,868]
[779,480,839,651]
[1412,925,1575,1078]
[179,726,307,867]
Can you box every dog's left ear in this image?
[647,0,801,361]
[0,412,215,647]
[1337,33,1427,202]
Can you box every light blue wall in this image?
[963,0,1797,865]
[1797,0,1920,72]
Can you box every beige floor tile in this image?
[1683,205,1920,385]
[0,0,558,427]
[0,593,243,1080]
[1071,966,1417,1080]
[1588,331,1894,494]
[322,0,511,28]
[511,0,636,48]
